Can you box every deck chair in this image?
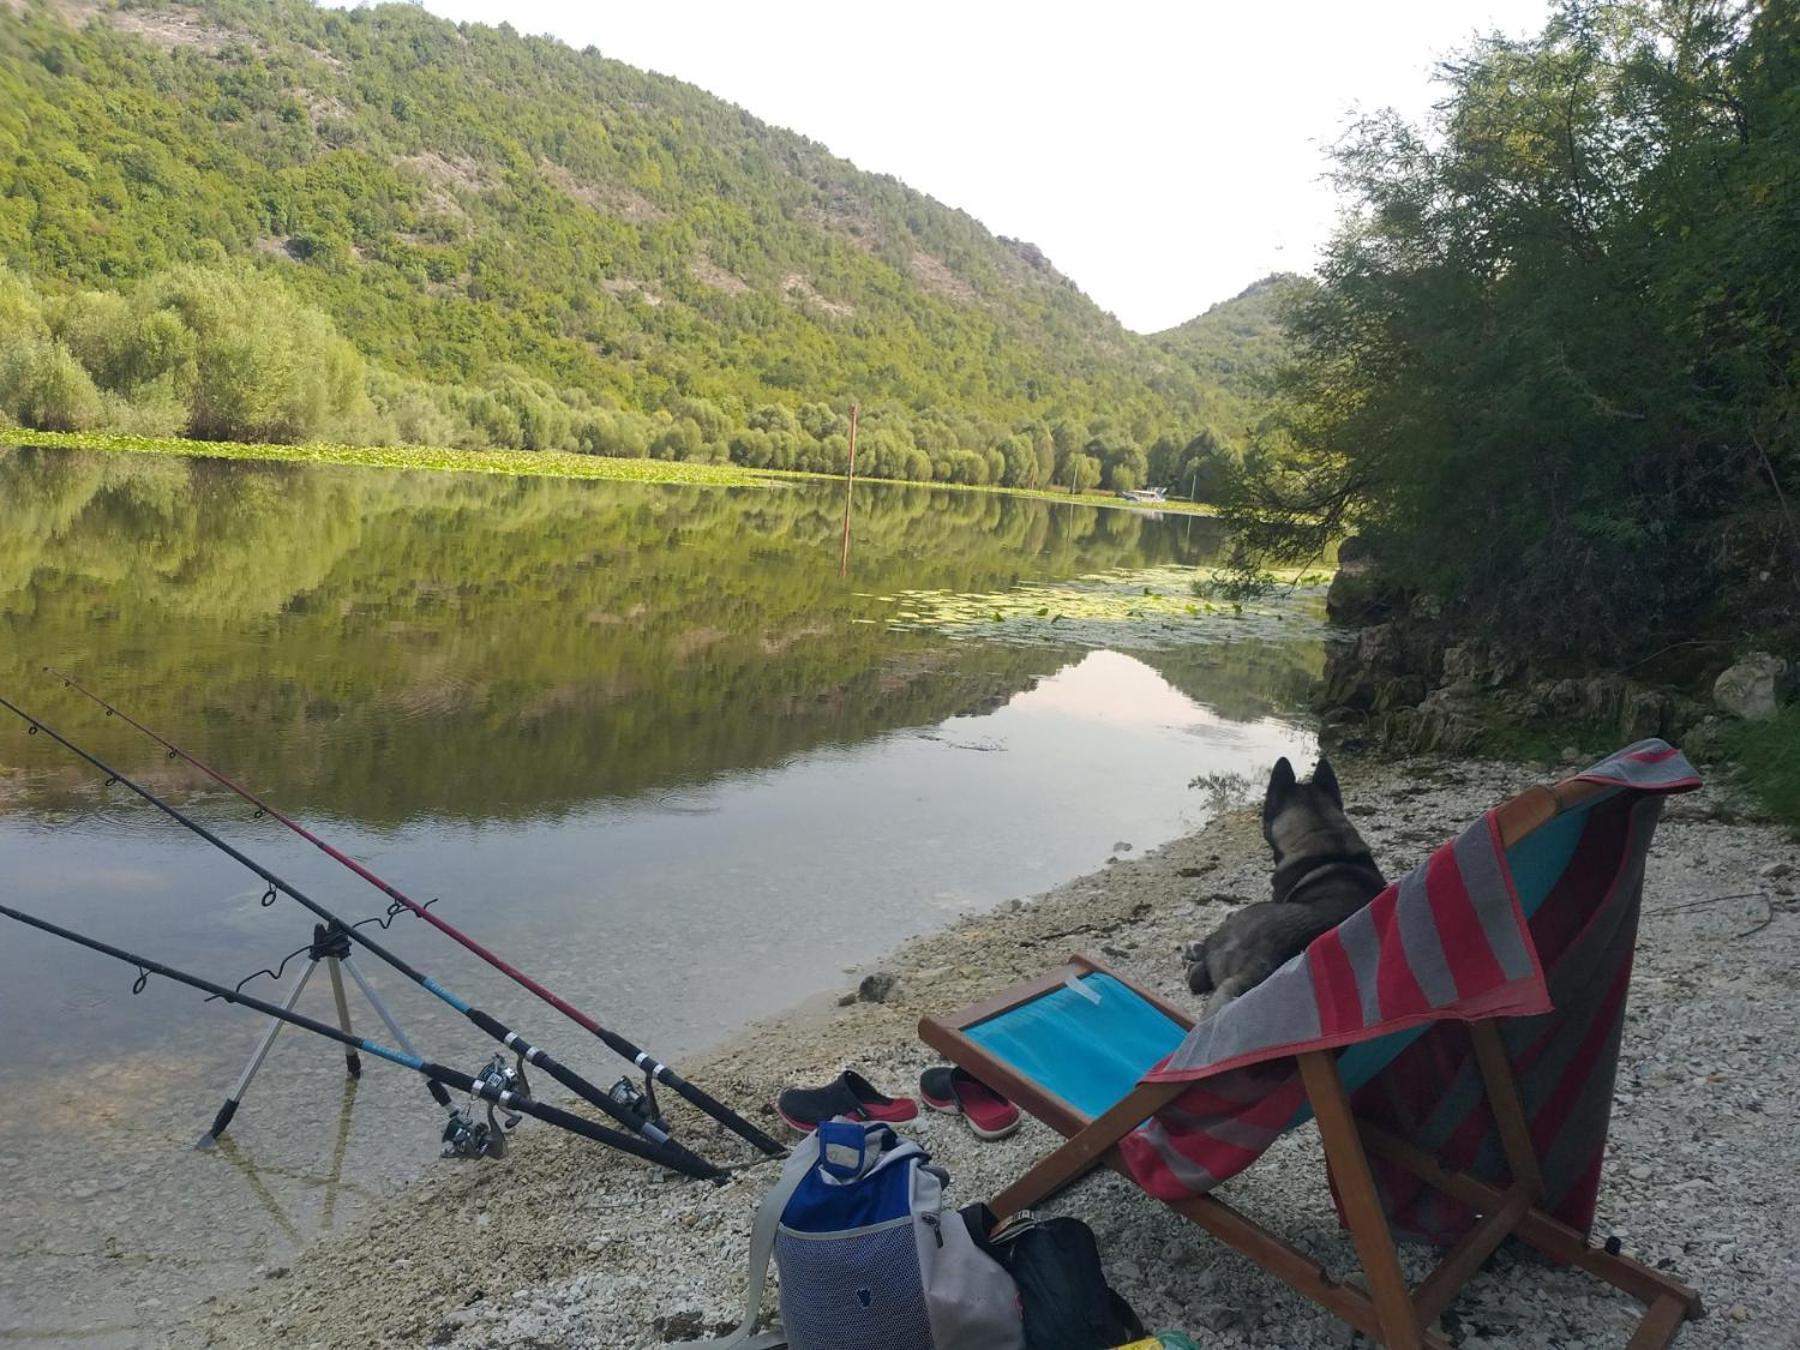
[920,742,1704,1349]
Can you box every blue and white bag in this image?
[703,1119,1024,1350]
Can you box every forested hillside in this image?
[1153,274,1299,414]
[0,0,1248,491]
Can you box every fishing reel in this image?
[606,1072,667,1136]
[441,1053,528,1161]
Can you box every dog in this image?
[1182,755,1386,1016]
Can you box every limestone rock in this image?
[1324,535,1395,626]
[1713,653,1791,721]
[855,971,898,1003]
[1678,714,1729,761]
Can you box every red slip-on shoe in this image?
[775,1070,918,1134]
[919,1066,1021,1140]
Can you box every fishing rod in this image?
[0,693,724,1182]
[0,902,716,1176]
[46,667,784,1157]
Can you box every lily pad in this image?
[878,565,1328,651]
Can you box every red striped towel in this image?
[1116,741,1699,1242]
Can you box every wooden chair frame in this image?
[919,780,1702,1349]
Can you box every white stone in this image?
[1713,652,1791,720]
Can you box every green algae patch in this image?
[881,565,1328,650]
[1,430,769,488]
[5,430,1220,513]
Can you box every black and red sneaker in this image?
[919,1066,1021,1140]
[774,1070,918,1135]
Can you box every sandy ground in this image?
[184,754,1800,1349]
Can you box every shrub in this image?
[0,336,103,431]
[134,266,363,443]
[97,386,188,437]
[0,267,47,340]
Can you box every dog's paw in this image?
[1184,958,1213,996]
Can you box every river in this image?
[0,445,1322,1342]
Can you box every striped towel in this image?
[1116,741,1700,1242]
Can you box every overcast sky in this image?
[379,1,1551,332]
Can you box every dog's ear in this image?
[1264,757,1297,819]
[1311,756,1342,807]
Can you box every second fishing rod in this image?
[0,693,724,1182]
[49,666,782,1157]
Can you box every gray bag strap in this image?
[686,1134,822,1349]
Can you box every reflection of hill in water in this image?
[0,447,1315,823]
[1141,640,1324,726]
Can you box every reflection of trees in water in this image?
[0,448,1301,823]
[1144,641,1324,727]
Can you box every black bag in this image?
[964,1207,1145,1350]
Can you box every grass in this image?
[1724,706,1800,829]
[1474,718,1614,767]
[1,428,1217,514]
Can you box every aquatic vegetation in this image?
[3,429,1217,511]
[881,565,1327,651]
[2,429,766,487]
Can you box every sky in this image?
[374,1,1552,332]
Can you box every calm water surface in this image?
[0,446,1321,1341]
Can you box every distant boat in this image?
[1117,487,1168,503]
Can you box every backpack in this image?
[983,1211,1145,1350]
[698,1119,1025,1350]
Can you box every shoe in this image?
[775,1070,918,1134]
[919,1066,1021,1140]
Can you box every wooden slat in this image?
[1410,1182,1532,1325]
[1298,1052,1426,1350]
[987,1080,1184,1217]
[1168,1186,1389,1344]
[1494,775,1614,847]
[919,1006,1088,1140]
[1077,950,1200,1028]
[919,950,1196,1151]
[1468,1020,1545,1201]
[1625,1294,1695,1350]
[932,956,1102,1032]
[1362,1124,1702,1317]
[918,958,1103,1138]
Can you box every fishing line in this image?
[46,667,783,1157]
[0,691,724,1181]
[224,903,440,995]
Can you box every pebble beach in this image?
[187,754,1800,1349]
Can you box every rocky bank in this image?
[186,754,1800,1349]
[1314,544,1790,763]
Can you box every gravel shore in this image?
[188,754,1800,1349]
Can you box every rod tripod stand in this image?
[197,919,451,1149]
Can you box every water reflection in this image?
[0,447,1252,823]
[0,447,1322,1343]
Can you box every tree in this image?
[1000,433,1037,488]
[1179,427,1237,502]
[0,335,102,430]
[1229,0,1800,662]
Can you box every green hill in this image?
[0,0,1262,491]
[1152,274,1304,413]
